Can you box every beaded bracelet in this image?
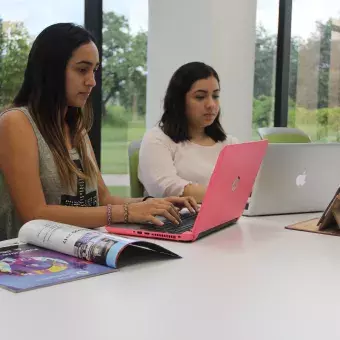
[107,204,112,225]
[123,203,129,224]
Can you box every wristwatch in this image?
[142,196,154,201]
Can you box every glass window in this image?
[288,0,340,142]
[252,0,279,139]
[102,1,148,197]
[0,0,84,108]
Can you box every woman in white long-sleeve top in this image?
[138,62,238,203]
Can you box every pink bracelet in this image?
[107,204,112,225]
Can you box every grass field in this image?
[252,124,339,142]
[101,119,145,196]
[108,186,130,197]
[295,123,339,142]
[101,119,146,174]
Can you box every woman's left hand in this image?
[163,196,200,214]
[144,196,199,215]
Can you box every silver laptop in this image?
[243,143,340,216]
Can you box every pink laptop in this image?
[106,140,268,242]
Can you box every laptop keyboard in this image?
[142,211,198,234]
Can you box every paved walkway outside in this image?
[102,174,129,186]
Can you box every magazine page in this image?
[18,220,181,268]
[18,220,141,268]
[0,244,116,293]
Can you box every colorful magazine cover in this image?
[0,244,115,292]
[0,220,181,293]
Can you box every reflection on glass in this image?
[101,1,148,197]
[289,0,340,142]
[0,0,84,109]
[252,0,279,140]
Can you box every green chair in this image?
[257,127,311,143]
[128,140,144,198]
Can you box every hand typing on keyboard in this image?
[127,197,200,227]
[156,208,199,227]
[144,208,199,233]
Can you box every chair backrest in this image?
[257,127,311,143]
[128,140,144,198]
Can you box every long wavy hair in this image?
[12,23,98,189]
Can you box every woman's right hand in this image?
[127,199,182,226]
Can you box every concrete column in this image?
[146,0,258,141]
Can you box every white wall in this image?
[147,0,258,141]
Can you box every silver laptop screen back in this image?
[244,143,340,216]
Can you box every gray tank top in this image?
[0,107,98,241]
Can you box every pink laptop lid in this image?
[192,140,268,239]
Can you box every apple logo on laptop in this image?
[232,176,240,192]
[296,170,307,187]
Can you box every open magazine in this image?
[0,220,181,293]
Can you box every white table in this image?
[2,213,340,340]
